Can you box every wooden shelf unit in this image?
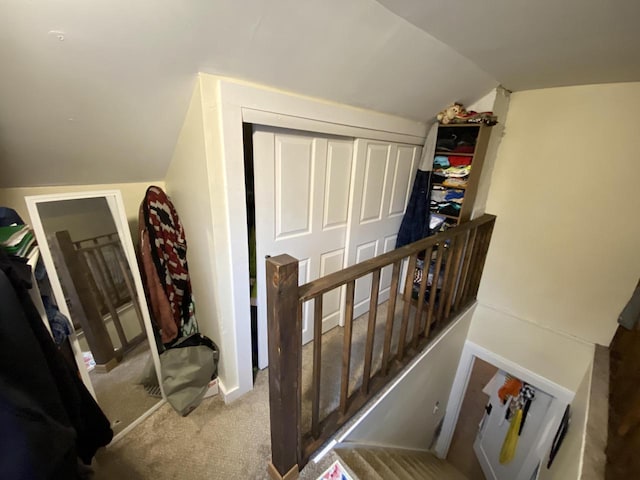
[430,123,493,227]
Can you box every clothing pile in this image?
[138,186,219,416]
[429,129,477,229]
[411,250,446,305]
[0,250,113,479]
[0,207,72,345]
[0,224,35,258]
[432,159,472,191]
[498,377,537,465]
[138,186,198,345]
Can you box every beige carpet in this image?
[93,367,272,479]
[92,296,427,479]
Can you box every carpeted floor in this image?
[93,296,418,479]
[91,299,609,480]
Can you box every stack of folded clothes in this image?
[0,224,36,258]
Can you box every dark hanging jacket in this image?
[0,251,112,479]
[395,169,433,248]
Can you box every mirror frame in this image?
[25,190,165,441]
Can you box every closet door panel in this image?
[319,248,345,330]
[275,136,314,238]
[379,233,398,297]
[353,240,378,313]
[359,144,390,223]
[323,142,352,229]
[346,139,421,319]
[254,127,353,367]
[388,145,418,217]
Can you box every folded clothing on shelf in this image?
[430,201,461,218]
[433,155,450,169]
[448,155,472,167]
[443,177,468,189]
[0,224,35,258]
[434,165,471,178]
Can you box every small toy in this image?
[437,103,464,124]
[437,102,498,126]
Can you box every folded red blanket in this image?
[448,155,472,166]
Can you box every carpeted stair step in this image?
[376,449,423,479]
[334,448,384,480]
[355,448,403,480]
[334,446,469,479]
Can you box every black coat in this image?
[0,251,113,479]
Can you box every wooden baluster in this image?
[340,281,356,415]
[87,249,129,350]
[311,295,323,439]
[468,221,495,299]
[447,231,467,313]
[113,246,146,332]
[397,254,418,360]
[443,233,466,321]
[94,238,122,305]
[52,231,116,368]
[266,255,301,480]
[461,228,482,306]
[424,244,445,338]
[362,269,380,395]
[466,225,490,304]
[435,237,456,327]
[382,261,401,376]
[412,246,433,349]
[455,228,477,311]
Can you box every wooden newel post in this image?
[266,254,301,480]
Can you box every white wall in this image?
[164,77,235,394]
[471,86,511,219]
[342,305,475,450]
[479,82,640,346]
[0,181,163,237]
[468,305,593,394]
[539,360,593,480]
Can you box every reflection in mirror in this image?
[34,196,162,436]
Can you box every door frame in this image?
[435,340,575,475]
[207,75,427,401]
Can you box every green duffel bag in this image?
[141,334,219,416]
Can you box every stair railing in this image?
[266,214,496,479]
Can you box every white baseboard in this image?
[218,379,241,403]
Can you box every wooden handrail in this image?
[266,214,497,479]
[298,214,496,301]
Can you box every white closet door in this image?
[346,139,421,319]
[254,127,354,368]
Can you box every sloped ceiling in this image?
[0,0,498,188]
[5,1,640,188]
[378,0,640,91]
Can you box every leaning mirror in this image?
[26,191,164,440]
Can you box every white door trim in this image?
[207,74,427,401]
[435,340,575,462]
[242,108,426,145]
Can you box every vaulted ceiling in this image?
[1,0,638,188]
